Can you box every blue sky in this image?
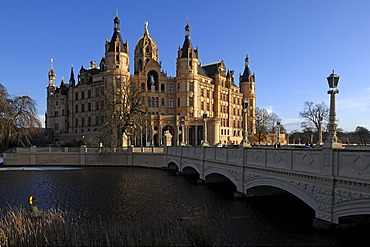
[1,0,370,132]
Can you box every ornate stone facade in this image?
[46,13,256,147]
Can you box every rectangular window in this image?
[81,104,85,112]
[75,92,78,100]
[75,118,78,127]
[189,82,194,92]
[189,97,193,107]
[177,98,180,107]
[82,117,85,127]
[169,98,174,108]
[75,105,78,113]
[88,90,91,98]
[168,84,174,93]
[88,103,91,111]
[81,91,85,99]
[177,83,180,91]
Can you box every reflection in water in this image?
[0,167,367,246]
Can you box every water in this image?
[0,167,367,246]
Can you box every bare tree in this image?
[0,83,42,151]
[354,126,370,145]
[99,78,146,147]
[254,108,285,144]
[299,101,329,138]
[255,108,269,144]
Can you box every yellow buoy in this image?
[29,196,37,205]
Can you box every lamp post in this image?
[240,99,251,147]
[316,116,323,147]
[202,112,209,146]
[323,70,342,149]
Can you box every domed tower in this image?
[239,53,256,134]
[134,21,158,75]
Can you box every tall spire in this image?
[180,20,197,58]
[114,9,120,32]
[48,58,56,86]
[69,65,76,86]
[185,18,190,39]
[240,52,254,83]
[245,53,250,67]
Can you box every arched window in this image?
[139,59,143,71]
[141,83,145,92]
[161,98,165,106]
[161,83,165,92]
[155,97,159,107]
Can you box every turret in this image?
[105,10,129,72]
[176,20,199,76]
[239,53,256,134]
[69,65,75,86]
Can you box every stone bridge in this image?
[165,146,370,228]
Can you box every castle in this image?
[46,13,256,147]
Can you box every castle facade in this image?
[46,13,256,147]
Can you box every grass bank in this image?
[0,207,220,246]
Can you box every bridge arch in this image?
[204,167,239,190]
[167,159,180,171]
[244,177,319,212]
[181,161,202,176]
[333,199,370,224]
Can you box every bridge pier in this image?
[233,191,244,199]
[313,218,335,230]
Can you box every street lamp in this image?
[323,70,342,149]
[316,116,323,147]
[240,99,251,147]
[202,112,209,146]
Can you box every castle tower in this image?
[104,11,130,79]
[239,53,256,134]
[176,21,200,118]
[176,21,199,76]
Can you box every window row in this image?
[141,83,174,93]
[147,97,174,108]
[75,115,105,127]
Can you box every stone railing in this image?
[166,146,370,183]
[3,146,165,167]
